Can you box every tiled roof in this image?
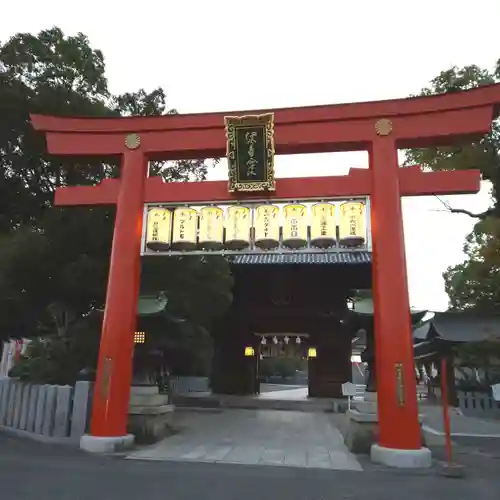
[230,251,371,265]
[417,312,500,343]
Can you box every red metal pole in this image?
[370,135,422,450]
[440,356,453,464]
[90,148,148,437]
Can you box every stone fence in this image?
[457,390,500,419]
[0,377,92,442]
[170,376,210,394]
[0,375,207,443]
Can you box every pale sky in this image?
[3,0,498,311]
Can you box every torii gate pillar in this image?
[31,83,500,462]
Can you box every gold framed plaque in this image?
[225,113,275,192]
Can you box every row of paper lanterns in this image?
[145,201,366,251]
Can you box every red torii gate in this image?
[31,84,500,460]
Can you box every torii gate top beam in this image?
[31,83,500,160]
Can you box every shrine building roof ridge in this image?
[230,251,371,265]
[31,83,500,134]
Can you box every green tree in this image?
[404,60,500,312]
[9,308,102,385]
[443,217,500,311]
[0,27,232,350]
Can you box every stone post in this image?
[53,385,73,437]
[26,384,39,432]
[34,385,47,434]
[70,381,93,440]
[0,377,11,425]
[19,383,31,430]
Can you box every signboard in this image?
[145,208,172,251]
[342,381,357,411]
[339,201,366,247]
[225,113,276,192]
[225,205,251,249]
[310,203,336,248]
[172,207,197,250]
[198,206,224,249]
[282,204,307,248]
[492,383,500,402]
[141,197,371,256]
[341,381,357,397]
[254,204,279,249]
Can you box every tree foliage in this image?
[404,60,500,311]
[9,310,102,385]
[443,217,500,311]
[404,61,500,219]
[0,27,232,351]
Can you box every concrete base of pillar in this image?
[342,409,379,454]
[341,392,427,455]
[80,434,135,454]
[341,391,379,454]
[128,385,176,444]
[363,391,377,402]
[371,444,432,468]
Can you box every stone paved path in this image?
[257,384,366,400]
[126,409,362,471]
